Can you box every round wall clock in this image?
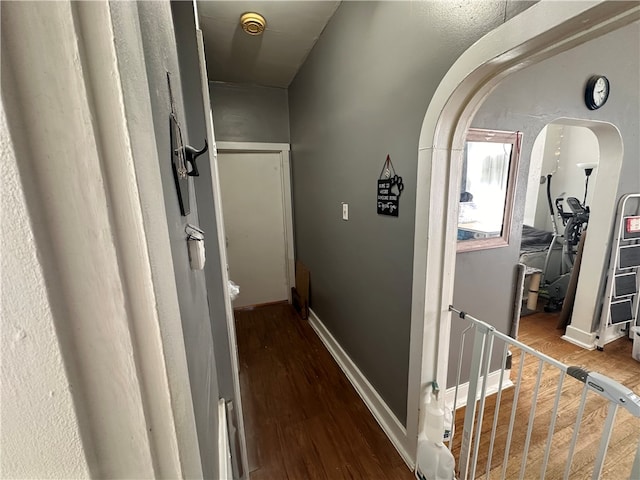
[585,75,610,110]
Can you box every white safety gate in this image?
[445,306,640,480]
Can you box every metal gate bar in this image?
[447,305,640,480]
[563,384,589,480]
[540,370,565,479]
[500,351,524,480]
[485,343,509,479]
[519,359,543,480]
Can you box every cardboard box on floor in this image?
[292,261,310,319]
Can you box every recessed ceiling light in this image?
[240,12,266,36]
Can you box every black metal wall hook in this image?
[177,139,208,177]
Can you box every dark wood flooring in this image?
[450,310,640,479]
[235,303,414,480]
[235,303,639,479]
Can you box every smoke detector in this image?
[240,12,266,36]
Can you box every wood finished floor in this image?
[450,310,640,479]
[235,303,414,480]
[235,304,639,479]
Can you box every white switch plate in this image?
[342,203,349,220]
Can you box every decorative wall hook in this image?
[177,139,208,177]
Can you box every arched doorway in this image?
[521,119,624,350]
[405,1,639,461]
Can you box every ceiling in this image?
[197,1,340,88]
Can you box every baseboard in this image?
[307,309,415,469]
[445,369,514,410]
[233,299,289,311]
[563,325,596,350]
[218,399,232,480]
[564,323,629,350]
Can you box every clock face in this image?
[586,75,609,110]
[593,77,608,106]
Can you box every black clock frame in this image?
[585,75,610,110]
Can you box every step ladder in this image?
[596,193,640,350]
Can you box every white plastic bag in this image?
[228,280,240,301]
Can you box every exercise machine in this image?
[540,164,595,311]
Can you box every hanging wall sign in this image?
[377,155,404,217]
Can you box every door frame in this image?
[215,142,295,303]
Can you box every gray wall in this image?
[450,20,640,385]
[119,3,221,477]
[288,1,535,425]
[209,81,290,143]
[172,4,245,478]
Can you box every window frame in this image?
[457,128,522,253]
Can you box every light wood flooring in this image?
[235,303,414,480]
[449,310,640,479]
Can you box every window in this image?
[457,128,522,252]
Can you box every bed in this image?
[519,225,560,272]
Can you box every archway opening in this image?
[519,119,625,352]
[406,1,639,466]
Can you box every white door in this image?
[218,152,289,308]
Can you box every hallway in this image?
[235,303,413,480]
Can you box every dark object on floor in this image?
[292,260,310,319]
[545,298,563,313]
[557,230,587,330]
[291,287,308,319]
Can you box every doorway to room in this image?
[216,144,295,310]
[519,123,600,328]
[517,119,624,349]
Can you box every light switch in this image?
[342,203,349,221]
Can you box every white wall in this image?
[560,126,599,205]
[534,124,565,230]
[0,99,90,478]
[529,124,600,231]
[1,1,204,477]
[523,125,547,226]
